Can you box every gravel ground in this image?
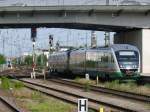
[0,100,14,112]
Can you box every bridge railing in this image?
[0,0,150,6]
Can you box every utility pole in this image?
[106,0,109,5]
[85,32,88,48]
[113,0,119,6]
[2,36,5,56]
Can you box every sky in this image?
[0,28,114,58]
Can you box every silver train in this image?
[48,44,140,80]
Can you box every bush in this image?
[13,81,24,89]
[24,55,33,65]
[84,82,91,92]
[75,76,80,82]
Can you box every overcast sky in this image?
[0,28,114,58]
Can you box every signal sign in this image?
[78,99,88,112]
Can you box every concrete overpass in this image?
[0,5,150,31]
[0,5,150,73]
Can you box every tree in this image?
[24,55,33,65]
[0,54,6,65]
[37,54,47,66]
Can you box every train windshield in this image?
[115,51,139,62]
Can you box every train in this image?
[48,44,140,80]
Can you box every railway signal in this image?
[31,27,37,41]
[31,27,37,79]
[49,35,53,47]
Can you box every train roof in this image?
[90,44,139,51]
[74,44,137,51]
[50,44,139,55]
[110,44,139,52]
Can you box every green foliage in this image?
[13,81,24,89]
[84,82,91,92]
[28,90,75,112]
[0,77,24,90]
[104,80,120,89]
[24,55,33,65]
[0,54,6,64]
[145,84,150,88]
[0,77,11,90]
[36,54,47,66]
[88,109,97,112]
[27,95,74,112]
[32,91,42,100]
[75,76,80,82]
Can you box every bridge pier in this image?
[114,29,150,74]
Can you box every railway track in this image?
[1,70,150,112]
[19,79,114,112]
[19,78,150,112]
[141,76,150,84]
[0,96,21,112]
[1,69,150,103]
[48,78,150,103]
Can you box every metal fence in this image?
[0,0,150,6]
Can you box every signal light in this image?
[31,27,37,39]
[49,35,53,47]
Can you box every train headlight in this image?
[126,66,130,70]
[132,65,135,68]
[133,65,137,68]
[120,65,123,68]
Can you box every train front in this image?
[114,45,140,79]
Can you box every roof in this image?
[90,44,139,52]
[110,44,139,51]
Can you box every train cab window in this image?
[115,51,139,62]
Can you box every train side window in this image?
[111,54,114,63]
[101,52,108,63]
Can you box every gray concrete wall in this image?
[114,29,150,73]
[142,29,150,73]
